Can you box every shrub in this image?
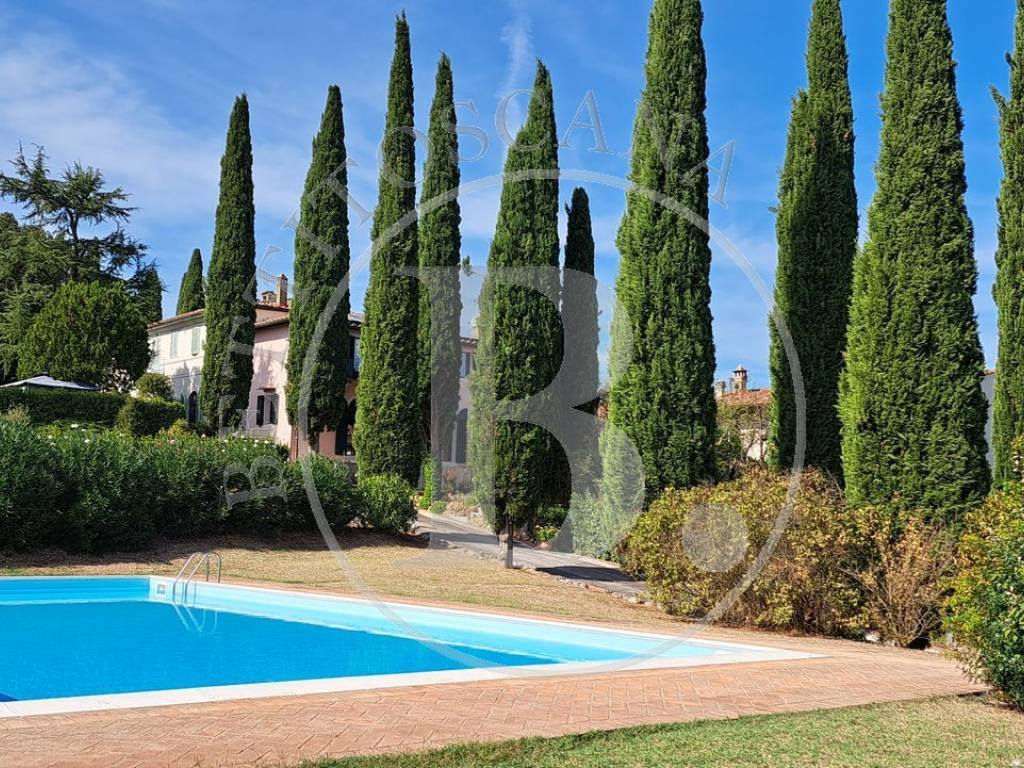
[135,372,174,401]
[287,455,360,529]
[0,422,66,549]
[0,386,126,426]
[160,418,194,439]
[52,428,159,552]
[855,508,954,647]
[0,406,31,426]
[358,474,415,533]
[569,492,643,560]
[947,483,1024,707]
[420,455,435,509]
[622,467,872,636]
[116,397,184,437]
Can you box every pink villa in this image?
[146,275,475,465]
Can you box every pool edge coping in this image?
[0,575,822,719]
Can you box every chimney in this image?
[731,366,748,393]
[714,380,727,399]
[276,274,289,308]
[260,290,276,305]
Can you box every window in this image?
[187,392,199,425]
[169,332,178,358]
[150,338,160,364]
[349,336,361,375]
[191,327,201,356]
[267,393,278,425]
[256,392,279,427]
[460,351,474,378]
[454,408,469,463]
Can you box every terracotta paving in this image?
[0,600,986,768]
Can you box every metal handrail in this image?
[171,551,222,603]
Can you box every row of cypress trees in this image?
[767,0,1024,523]
[193,0,1021,533]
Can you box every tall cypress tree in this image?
[355,13,423,484]
[839,0,989,519]
[200,94,256,431]
[473,61,561,538]
[418,54,463,498]
[608,0,716,499]
[992,3,1024,487]
[176,248,205,315]
[768,0,857,477]
[286,85,352,450]
[560,187,600,495]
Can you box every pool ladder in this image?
[171,551,222,603]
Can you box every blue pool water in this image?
[0,577,736,703]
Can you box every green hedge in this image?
[0,387,126,426]
[0,423,414,554]
[115,397,184,437]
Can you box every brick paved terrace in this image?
[0,535,990,768]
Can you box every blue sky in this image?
[0,0,1014,387]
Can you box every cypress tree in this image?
[560,187,600,495]
[768,0,857,477]
[418,54,463,499]
[354,13,423,484]
[176,248,205,314]
[839,0,989,519]
[128,264,164,325]
[286,85,352,450]
[473,61,561,540]
[608,0,716,499]
[200,94,256,431]
[992,3,1024,487]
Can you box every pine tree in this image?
[992,3,1024,487]
[473,61,561,537]
[200,94,256,431]
[354,13,423,484]
[768,0,857,477]
[286,85,352,450]
[839,0,989,520]
[176,248,205,314]
[560,187,600,495]
[418,54,463,499]
[608,0,716,499]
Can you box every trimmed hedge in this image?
[115,397,184,437]
[0,423,414,553]
[947,482,1024,707]
[0,386,126,426]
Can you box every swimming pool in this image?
[0,577,816,717]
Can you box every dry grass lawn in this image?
[0,530,682,629]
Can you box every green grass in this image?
[300,697,1023,768]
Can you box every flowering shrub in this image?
[0,423,407,553]
[53,427,159,552]
[0,422,66,549]
[947,483,1024,707]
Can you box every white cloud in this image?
[0,28,309,228]
[496,0,534,138]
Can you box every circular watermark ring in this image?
[291,166,807,677]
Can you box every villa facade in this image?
[146,278,475,463]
